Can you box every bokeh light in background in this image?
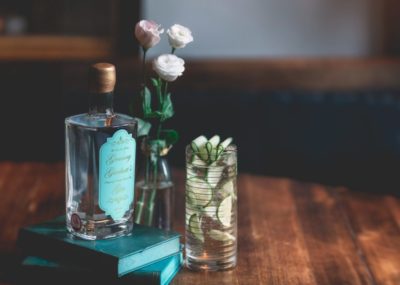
[0,0,399,193]
[143,0,386,58]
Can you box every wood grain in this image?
[0,163,64,253]
[0,162,399,285]
[290,183,373,285]
[341,191,400,285]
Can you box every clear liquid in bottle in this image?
[65,63,137,240]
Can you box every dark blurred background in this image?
[0,0,400,194]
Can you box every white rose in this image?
[153,54,185,82]
[167,24,193,49]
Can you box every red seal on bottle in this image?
[71,213,82,231]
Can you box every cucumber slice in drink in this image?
[186,166,197,180]
[185,208,195,225]
[192,154,207,167]
[203,205,217,221]
[191,135,208,161]
[217,195,233,227]
[208,229,236,242]
[188,213,204,242]
[186,177,213,207]
[207,135,221,162]
[220,137,233,149]
[216,137,233,159]
[209,135,220,147]
[207,162,225,188]
[221,179,237,200]
[191,135,207,152]
[187,155,207,180]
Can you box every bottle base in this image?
[185,254,237,271]
[66,217,133,240]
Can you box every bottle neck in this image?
[88,91,114,115]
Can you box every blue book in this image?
[17,216,181,277]
[19,252,183,285]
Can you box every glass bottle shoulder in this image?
[65,112,137,129]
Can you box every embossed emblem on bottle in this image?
[99,129,136,221]
[71,213,82,231]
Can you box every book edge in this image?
[118,237,180,276]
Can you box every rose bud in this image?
[135,20,164,50]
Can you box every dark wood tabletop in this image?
[0,162,399,285]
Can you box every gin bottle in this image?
[65,63,137,240]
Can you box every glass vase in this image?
[134,140,174,230]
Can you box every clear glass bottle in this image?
[65,63,137,240]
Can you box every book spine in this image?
[19,264,160,285]
[17,228,119,277]
[120,273,159,285]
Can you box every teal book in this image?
[19,252,183,285]
[17,216,181,277]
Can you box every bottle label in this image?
[99,129,136,221]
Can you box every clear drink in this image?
[65,114,137,240]
[185,145,237,271]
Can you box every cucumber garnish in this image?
[186,177,213,207]
[206,162,225,188]
[191,135,209,161]
[206,135,221,163]
[208,135,220,147]
[221,179,237,200]
[203,204,217,221]
[208,229,236,242]
[220,137,233,150]
[188,214,204,242]
[191,135,207,152]
[190,135,233,164]
[192,154,207,167]
[217,195,232,227]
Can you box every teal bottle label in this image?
[99,129,136,221]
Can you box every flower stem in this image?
[157,77,163,107]
[135,48,148,224]
[164,82,168,98]
[134,149,150,224]
[157,122,163,140]
[141,48,147,89]
[145,156,158,225]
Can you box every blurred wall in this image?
[143,0,383,58]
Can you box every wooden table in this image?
[0,162,399,285]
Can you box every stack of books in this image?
[17,216,182,285]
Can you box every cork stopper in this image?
[89,63,116,93]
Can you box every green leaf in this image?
[136,118,151,137]
[151,78,159,88]
[156,78,163,106]
[161,129,179,146]
[142,87,153,118]
[147,139,167,163]
[146,111,163,119]
[148,139,166,150]
[161,93,174,122]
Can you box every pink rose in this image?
[134,20,164,50]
